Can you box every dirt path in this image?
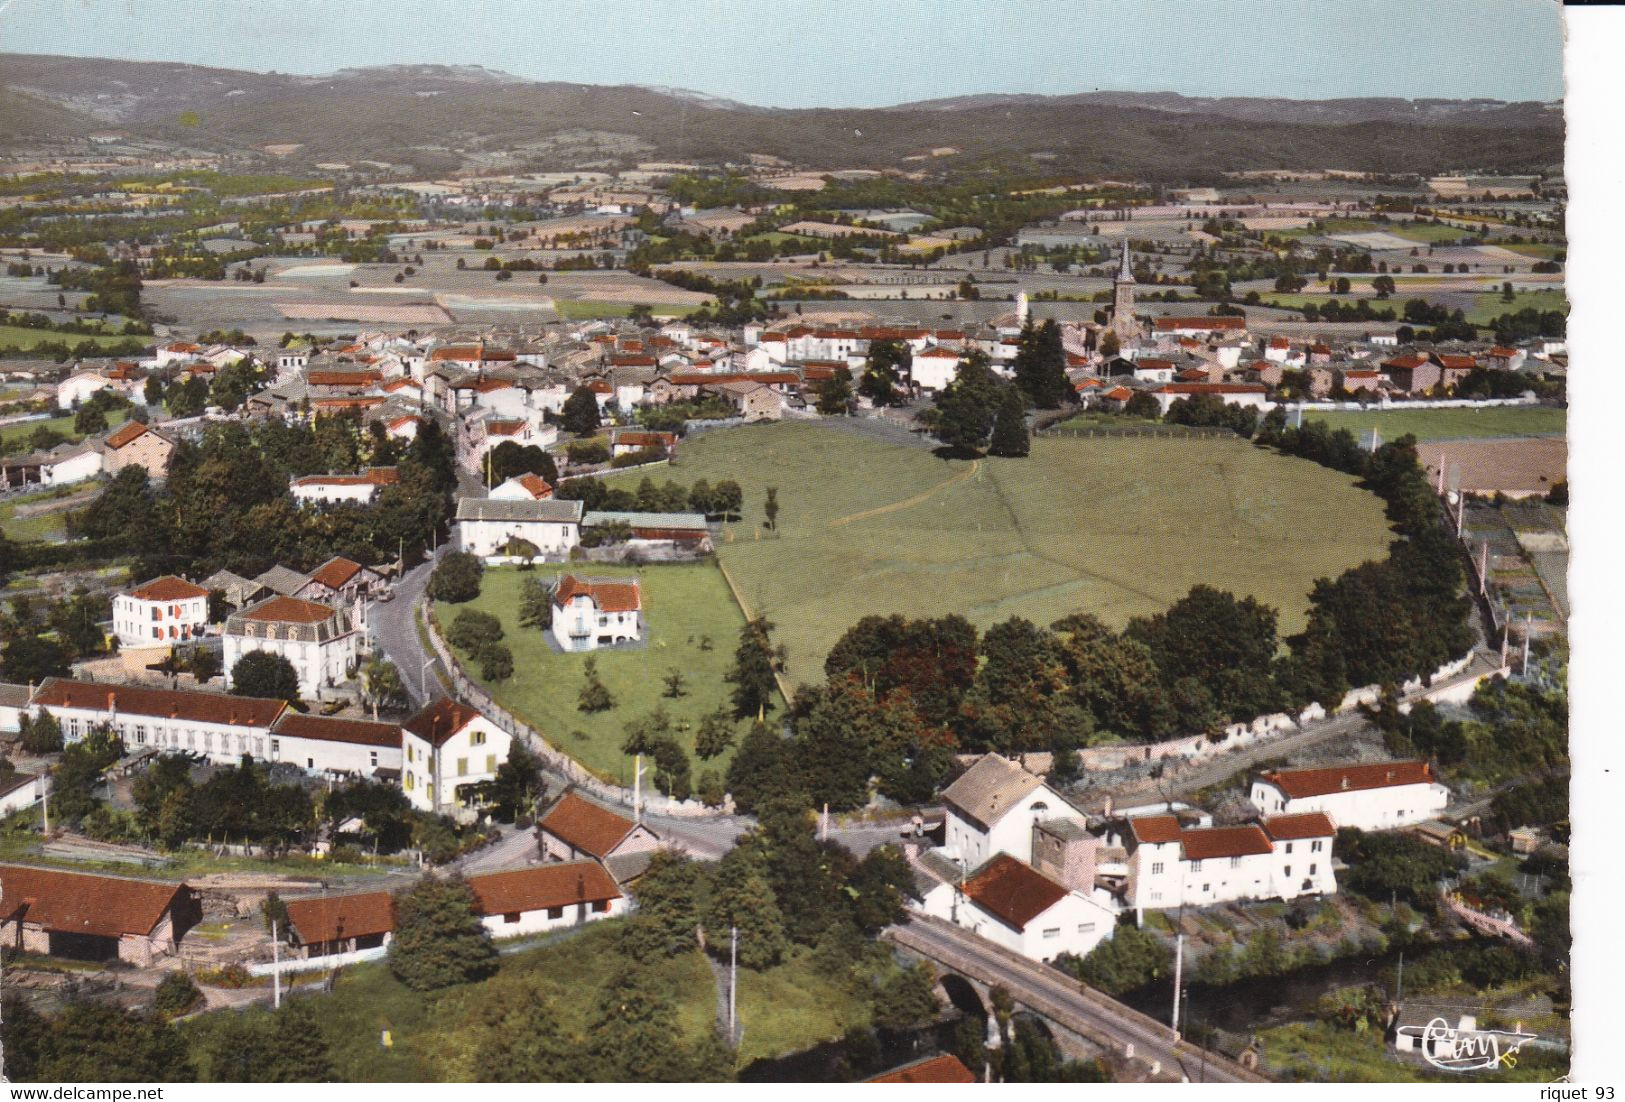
[827,459,981,529]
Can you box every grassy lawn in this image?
[1388,221,1476,244]
[0,409,128,449]
[1300,405,1565,441]
[551,300,707,320]
[735,947,872,1066]
[741,232,824,248]
[608,421,1392,691]
[444,562,749,784]
[1260,1021,1561,1083]
[0,325,139,351]
[1501,243,1566,260]
[0,485,82,541]
[1464,288,1567,326]
[183,922,725,1082]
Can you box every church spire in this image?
[1117,238,1134,284]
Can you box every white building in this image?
[942,753,1077,870]
[1149,382,1270,415]
[916,853,1117,963]
[454,497,582,559]
[489,473,554,501]
[1119,812,1337,911]
[290,467,399,506]
[468,861,627,939]
[113,575,210,648]
[26,678,399,778]
[1249,760,1450,832]
[549,575,642,652]
[910,347,963,392]
[400,697,513,819]
[222,595,362,698]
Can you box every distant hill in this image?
[0,86,100,140]
[0,53,1564,178]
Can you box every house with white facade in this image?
[941,753,1079,870]
[454,497,582,559]
[538,790,661,867]
[1118,811,1337,912]
[489,473,554,501]
[222,595,362,698]
[916,853,1117,963]
[290,467,399,506]
[400,697,513,818]
[468,861,627,939]
[113,575,210,648]
[1249,760,1450,832]
[549,575,642,652]
[266,711,404,777]
[910,347,963,392]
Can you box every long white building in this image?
[454,497,582,559]
[1119,811,1338,911]
[1249,760,1451,832]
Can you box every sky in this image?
[0,0,1566,107]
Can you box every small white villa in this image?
[549,575,643,652]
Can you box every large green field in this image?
[1464,288,1567,325]
[1300,405,1565,441]
[551,300,707,320]
[442,562,749,785]
[0,324,139,351]
[612,421,1393,691]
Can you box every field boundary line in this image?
[714,556,794,706]
[827,459,981,528]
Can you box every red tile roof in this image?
[307,370,383,388]
[960,854,1068,932]
[469,861,622,916]
[309,556,364,591]
[0,864,190,939]
[32,678,286,729]
[1154,316,1247,332]
[271,711,400,749]
[292,467,399,489]
[243,595,341,625]
[285,891,394,946]
[403,697,483,747]
[1383,354,1429,371]
[1180,825,1273,861]
[515,473,552,499]
[1128,815,1183,845]
[1258,760,1434,799]
[104,421,153,450]
[553,574,641,613]
[1434,353,1476,370]
[539,792,638,860]
[866,1054,977,1084]
[127,575,209,602]
[1262,812,1337,841]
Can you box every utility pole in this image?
[1395,950,1404,1003]
[1522,613,1532,672]
[729,925,738,1045]
[633,753,644,824]
[272,918,282,1009]
[1171,929,1184,1034]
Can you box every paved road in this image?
[370,553,445,706]
[887,915,1265,1084]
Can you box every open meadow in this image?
[1300,405,1565,441]
[441,561,748,785]
[611,421,1394,690]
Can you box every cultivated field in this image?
[613,421,1394,690]
[442,561,748,784]
[1300,405,1565,440]
[1418,438,1568,496]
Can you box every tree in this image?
[485,740,545,822]
[15,1001,195,1082]
[230,652,300,702]
[1099,329,1121,358]
[429,550,484,604]
[2,634,69,685]
[661,667,687,698]
[518,576,553,630]
[190,646,222,685]
[726,618,782,719]
[1124,584,1282,723]
[873,961,940,1030]
[479,642,514,682]
[578,655,614,713]
[74,404,108,435]
[930,351,1001,456]
[487,440,558,487]
[763,486,779,531]
[712,479,743,521]
[154,971,202,1018]
[987,385,1030,458]
[620,849,710,960]
[726,719,798,813]
[448,608,504,652]
[19,709,63,754]
[705,843,789,969]
[1011,319,1070,410]
[694,708,735,760]
[1061,924,1173,995]
[858,339,909,406]
[388,873,498,991]
[815,370,852,415]
[560,386,602,436]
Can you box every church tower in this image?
[1110,239,1138,346]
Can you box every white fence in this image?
[248,945,386,976]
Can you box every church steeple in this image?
[1117,238,1135,284]
[1110,238,1138,346]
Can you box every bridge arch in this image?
[938,973,989,1019]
